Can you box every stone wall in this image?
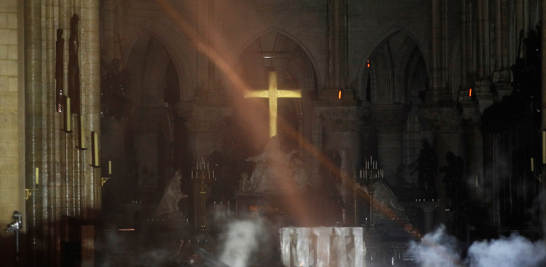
[0,0,24,235]
[0,0,24,265]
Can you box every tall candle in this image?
[36,167,39,185]
[66,97,71,131]
[80,115,86,148]
[93,132,99,166]
[543,130,546,164]
[108,161,112,175]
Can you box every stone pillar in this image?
[474,0,494,110]
[420,107,463,224]
[417,201,439,233]
[316,104,362,225]
[540,0,546,242]
[322,0,351,101]
[23,0,101,265]
[372,105,409,186]
[327,0,348,89]
[492,0,513,97]
[131,109,161,192]
[0,0,25,265]
[460,0,468,89]
[195,0,221,101]
[428,0,449,102]
[462,117,484,200]
[179,103,232,161]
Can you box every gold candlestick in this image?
[92,132,99,167]
[64,97,72,132]
[543,130,546,164]
[78,115,87,149]
[35,167,39,184]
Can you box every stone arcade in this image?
[1,0,546,267]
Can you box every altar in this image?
[279,227,366,267]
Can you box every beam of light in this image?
[469,88,472,97]
[155,0,423,239]
[338,90,342,99]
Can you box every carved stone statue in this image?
[238,136,310,195]
[410,140,438,197]
[440,151,465,207]
[152,169,187,219]
[371,179,409,221]
[68,14,81,114]
[55,29,64,112]
[356,178,409,222]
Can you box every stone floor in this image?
[96,221,419,267]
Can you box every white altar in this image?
[280,227,366,267]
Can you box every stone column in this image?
[462,117,484,200]
[420,107,463,224]
[0,0,25,265]
[177,103,230,229]
[372,105,409,186]
[417,201,439,233]
[179,103,232,161]
[195,0,220,100]
[428,0,449,102]
[322,0,351,100]
[474,0,494,109]
[131,108,162,192]
[327,0,348,89]
[316,104,362,225]
[23,0,101,265]
[540,0,546,241]
[493,0,513,97]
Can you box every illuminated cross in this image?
[244,71,302,137]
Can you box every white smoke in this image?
[409,225,546,267]
[219,219,263,267]
[408,225,462,267]
[467,234,546,267]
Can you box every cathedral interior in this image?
[1,0,546,266]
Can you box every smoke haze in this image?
[467,234,546,267]
[408,225,462,267]
[409,225,546,267]
[219,219,264,267]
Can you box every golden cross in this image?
[244,71,302,137]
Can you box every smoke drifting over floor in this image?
[409,225,461,267]
[467,234,546,267]
[409,225,546,267]
[218,219,264,267]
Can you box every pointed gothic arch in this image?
[229,30,320,167]
[118,31,190,194]
[358,29,428,105]
[234,28,322,91]
[126,30,190,104]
